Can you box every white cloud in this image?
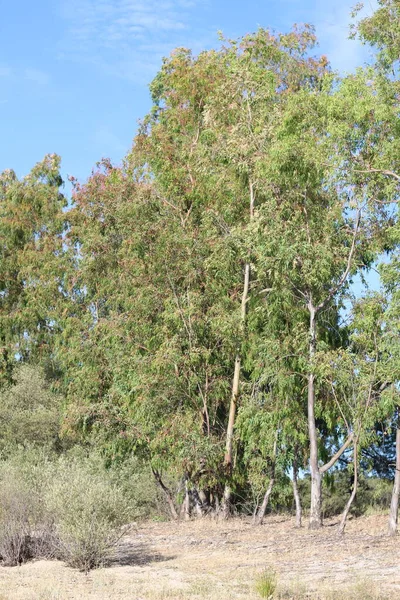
[58,0,211,81]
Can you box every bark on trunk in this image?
[254,431,278,526]
[254,478,275,526]
[292,453,302,528]
[389,416,400,536]
[192,488,205,517]
[224,353,242,470]
[152,468,178,520]
[183,478,190,521]
[338,439,357,536]
[307,305,322,530]
[306,306,353,530]
[221,483,232,519]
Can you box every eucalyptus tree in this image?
[377,252,400,535]
[241,59,398,528]
[351,0,400,534]
[57,157,234,516]
[0,155,66,384]
[189,26,330,515]
[130,25,386,524]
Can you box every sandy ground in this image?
[0,514,399,599]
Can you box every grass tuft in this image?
[255,568,278,599]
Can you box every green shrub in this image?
[0,452,58,565]
[0,474,33,565]
[0,450,139,571]
[110,458,162,519]
[0,460,50,565]
[44,455,133,571]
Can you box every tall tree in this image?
[0,154,66,383]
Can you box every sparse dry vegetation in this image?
[0,515,399,599]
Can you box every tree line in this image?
[1,0,400,533]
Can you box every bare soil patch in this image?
[0,514,398,599]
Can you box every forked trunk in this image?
[292,453,302,528]
[338,439,357,536]
[389,416,400,536]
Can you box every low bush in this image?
[44,455,132,570]
[0,449,60,565]
[0,450,138,571]
[0,474,33,566]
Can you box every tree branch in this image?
[353,168,400,182]
[316,210,361,314]
[320,433,354,474]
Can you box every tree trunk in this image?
[224,353,242,470]
[338,439,357,535]
[254,430,278,526]
[389,415,400,536]
[192,488,205,517]
[221,483,233,519]
[254,478,275,526]
[183,478,190,521]
[307,304,322,530]
[152,468,178,520]
[223,182,255,516]
[292,452,302,528]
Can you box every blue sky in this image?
[1,0,377,184]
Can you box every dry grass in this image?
[0,514,399,599]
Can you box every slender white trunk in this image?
[338,439,357,535]
[307,304,322,530]
[254,478,275,526]
[292,452,302,528]
[306,213,360,529]
[254,431,278,526]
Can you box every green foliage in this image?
[0,155,67,384]
[2,8,400,526]
[0,364,62,453]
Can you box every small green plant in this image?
[255,568,278,599]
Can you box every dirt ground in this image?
[0,514,399,600]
